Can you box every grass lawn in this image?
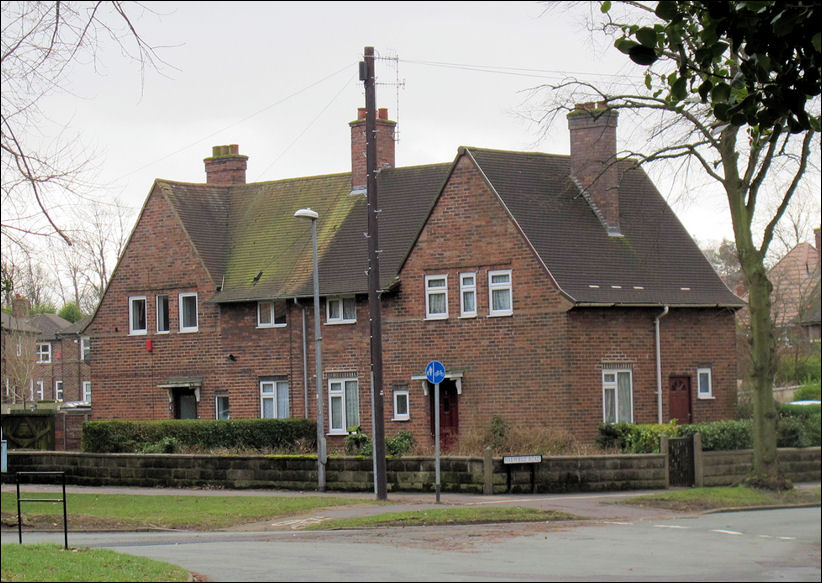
[1,492,374,530]
[1,543,189,582]
[615,485,821,512]
[305,506,581,530]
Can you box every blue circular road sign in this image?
[426,360,446,384]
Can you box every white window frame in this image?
[393,389,410,421]
[257,300,286,328]
[179,292,199,333]
[488,269,513,316]
[326,296,357,324]
[129,296,147,335]
[35,380,44,401]
[215,395,230,419]
[156,294,170,334]
[328,377,359,435]
[55,380,63,401]
[459,272,477,318]
[260,380,290,419]
[82,381,92,403]
[602,369,633,424]
[697,367,714,399]
[36,342,51,363]
[81,336,91,360]
[425,274,448,320]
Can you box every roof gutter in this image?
[655,305,670,424]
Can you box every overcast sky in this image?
[33,1,819,248]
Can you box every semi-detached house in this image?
[85,103,745,448]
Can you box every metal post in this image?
[435,381,441,504]
[311,216,327,492]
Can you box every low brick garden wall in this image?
[2,447,818,493]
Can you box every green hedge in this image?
[81,418,317,453]
[597,412,820,454]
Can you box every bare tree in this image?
[1,1,164,246]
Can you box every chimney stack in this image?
[567,102,621,236]
[349,107,396,194]
[12,295,30,318]
[204,144,248,185]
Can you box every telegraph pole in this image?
[361,46,388,500]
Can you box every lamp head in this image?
[294,208,319,220]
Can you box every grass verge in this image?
[0,543,189,582]
[616,485,821,512]
[304,506,581,530]
[1,492,374,531]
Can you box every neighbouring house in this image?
[1,296,92,408]
[767,228,821,345]
[84,103,744,448]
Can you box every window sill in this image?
[392,417,410,422]
[257,324,287,329]
[156,331,170,335]
[487,312,513,318]
[325,320,356,325]
[327,431,348,436]
[179,329,199,334]
[458,314,477,319]
[697,395,716,400]
[129,331,147,336]
[424,315,448,321]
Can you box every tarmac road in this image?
[2,483,820,581]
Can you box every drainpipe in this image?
[655,306,670,424]
[295,298,309,418]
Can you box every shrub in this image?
[596,422,679,453]
[82,418,316,453]
[344,428,371,456]
[775,353,821,386]
[677,419,753,451]
[792,384,821,402]
[385,431,416,457]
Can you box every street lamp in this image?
[294,207,326,491]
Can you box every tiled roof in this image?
[159,147,741,308]
[467,147,744,307]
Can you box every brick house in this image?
[1,296,91,407]
[84,103,743,447]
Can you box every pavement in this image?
[3,481,820,532]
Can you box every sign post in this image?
[426,360,446,503]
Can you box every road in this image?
[3,507,819,581]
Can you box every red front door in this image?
[669,376,692,424]
[429,379,459,451]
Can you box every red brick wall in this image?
[86,153,738,449]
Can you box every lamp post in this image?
[294,208,326,491]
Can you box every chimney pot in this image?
[358,107,367,120]
[378,108,388,120]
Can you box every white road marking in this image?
[654,525,689,529]
[711,529,743,535]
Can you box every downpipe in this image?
[655,305,670,424]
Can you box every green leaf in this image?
[629,44,658,66]
[809,116,821,132]
[714,103,732,121]
[711,82,731,103]
[670,77,688,103]
[645,72,653,90]
[615,38,639,55]
[812,32,821,53]
[636,27,658,48]
[698,80,713,102]
[600,1,611,13]
[655,1,678,21]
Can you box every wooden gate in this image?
[668,435,695,487]
[0,413,55,450]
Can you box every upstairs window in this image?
[81,337,91,361]
[156,295,170,333]
[327,297,356,324]
[258,300,286,328]
[460,273,477,318]
[425,275,448,319]
[179,292,198,333]
[36,342,51,363]
[488,270,513,316]
[129,296,147,335]
[82,381,92,403]
[55,380,63,401]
